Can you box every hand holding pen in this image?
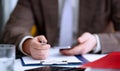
[23,35,51,60]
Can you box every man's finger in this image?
[35,35,48,43]
[78,32,91,43]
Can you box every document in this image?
[82,54,106,62]
[21,47,83,66]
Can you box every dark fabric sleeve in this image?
[0,0,35,58]
[98,0,120,54]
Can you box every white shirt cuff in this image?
[93,34,101,53]
[19,36,33,55]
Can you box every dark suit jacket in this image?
[1,0,120,57]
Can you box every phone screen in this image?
[25,66,85,71]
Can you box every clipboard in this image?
[20,57,82,66]
[20,48,89,66]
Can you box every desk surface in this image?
[14,54,106,71]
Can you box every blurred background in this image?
[0,0,18,40]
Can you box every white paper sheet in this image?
[83,54,106,62]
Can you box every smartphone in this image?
[59,42,79,50]
[25,66,85,71]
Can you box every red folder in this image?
[82,52,120,69]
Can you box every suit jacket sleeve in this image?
[1,0,34,58]
[98,0,120,54]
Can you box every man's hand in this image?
[23,35,51,60]
[60,32,97,55]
